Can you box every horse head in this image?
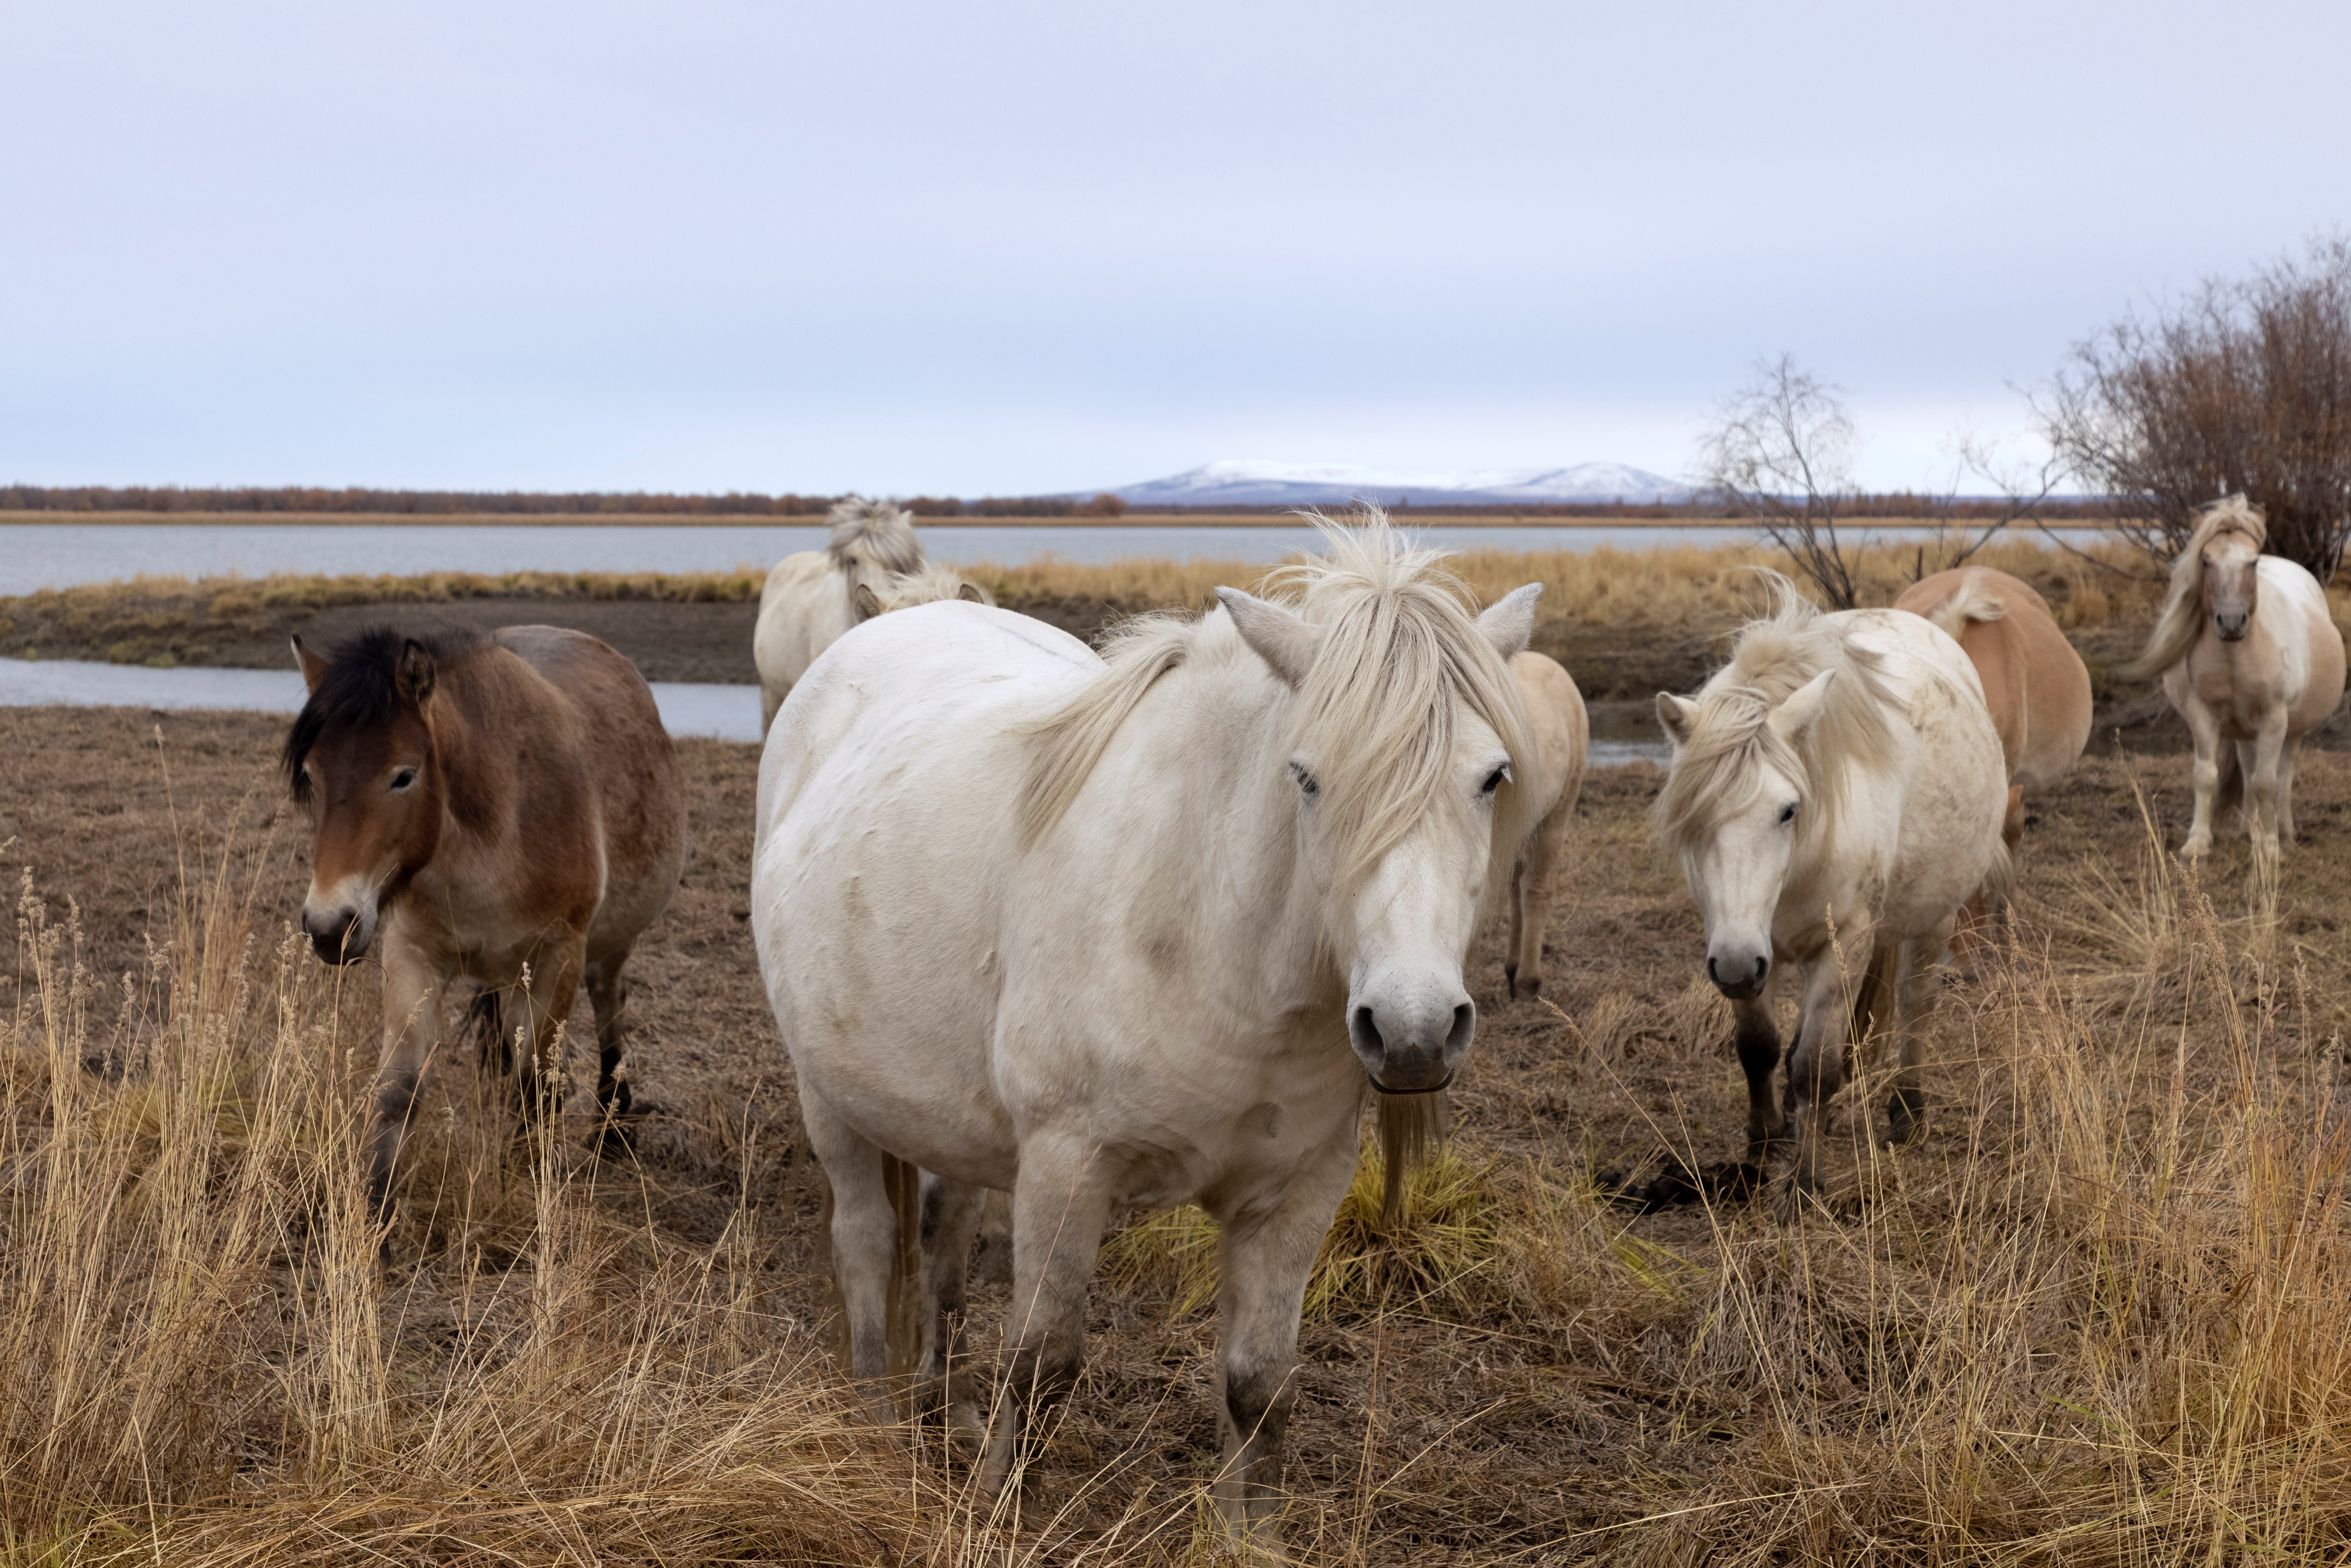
[1216,557,1540,1095]
[2201,528,2262,642]
[285,630,451,964]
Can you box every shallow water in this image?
[0,655,1673,760]
[0,657,761,742]
[0,520,1963,597]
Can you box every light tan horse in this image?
[2126,496,2346,860]
[1502,650,1589,1000]
[753,498,928,733]
[286,625,686,1217]
[1895,565,2092,940]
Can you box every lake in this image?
[0,520,1964,598]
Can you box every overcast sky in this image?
[5,0,2347,495]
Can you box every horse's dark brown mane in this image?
[283,625,487,800]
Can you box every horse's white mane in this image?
[2130,494,2268,679]
[1653,574,1902,860]
[1018,511,1537,889]
[826,497,926,577]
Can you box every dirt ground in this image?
[5,702,2347,1554]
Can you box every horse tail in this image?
[1376,1088,1448,1229]
[1927,572,2008,644]
[882,1153,924,1378]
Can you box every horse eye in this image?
[1289,762,1319,798]
[391,768,418,791]
[1481,766,1509,796]
[1778,802,1797,824]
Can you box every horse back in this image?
[1896,567,2089,791]
[484,625,685,953]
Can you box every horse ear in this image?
[1655,692,1696,747]
[1217,587,1317,688]
[957,581,985,603]
[290,633,328,692]
[1477,584,1543,661]
[1767,668,1837,741]
[852,583,883,621]
[395,639,437,708]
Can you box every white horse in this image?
[1654,580,2007,1211]
[752,498,928,733]
[1502,650,1589,1000]
[752,518,1541,1540]
[2127,496,2346,862]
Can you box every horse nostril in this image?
[1445,1001,1475,1054]
[1754,954,1770,982]
[1351,1005,1383,1056]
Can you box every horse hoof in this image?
[1503,964,1518,1000]
[1518,974,1541,1001]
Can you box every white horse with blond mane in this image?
[2127,495,2346,862]
[752,500,991,733]
[752,517,1541,1540]
[1654,580,2007,1211]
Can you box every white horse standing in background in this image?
[1654,581,2007,1212]
[753,498,929,733]
[752,518,1541,1541]
[2127,496,2346,862]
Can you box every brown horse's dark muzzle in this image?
[302,904,373,965]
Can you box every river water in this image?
[0,519,1969,598]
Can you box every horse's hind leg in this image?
[583,950,635,1138]
[981,1137,1113,1502]
[802,1088,900,1394]
[1887,927,1950,1146]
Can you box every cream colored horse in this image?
[1895,565,2092,940]
[1655,581,2007,1211]
[753,518,1540,1541]
[752,498,927,733]
[2126,496,2346,861]
[1502,650,1589,999]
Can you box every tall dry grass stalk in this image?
[0,843,953,1565]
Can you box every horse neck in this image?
[417,659,496,842]
[1127,657,1331,1010]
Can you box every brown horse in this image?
[1502,650,1589,999]
[285,625,686,1215]
[1895,566,2092,943]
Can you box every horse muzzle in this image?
[1349,987,1475,1094]
[1707,947,1770,1001]
[2213,613,2250,641]
[302,903,375,965]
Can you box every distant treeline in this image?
[0,484,2106,521]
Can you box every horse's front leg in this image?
[1730,981,1784,1162]
[1776,940,1870,1218]
[366,933,447,1222]
[513,937,587,1123]
[2245,712,2289,862]
[1212,1136,1357,1544]
[981,1135,1113,1504]
[914,1171,989,1426]
[2179,695,2225,859]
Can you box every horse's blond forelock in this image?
[1017,510,1538,885]
[875,562,993,610]
[1653,575,1900,860]
[826,498,926,577]
[2130,494,2268,680]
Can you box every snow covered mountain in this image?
[1105,459,1689,508]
